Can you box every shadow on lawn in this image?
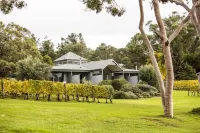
[141,116,179,128]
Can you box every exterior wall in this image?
[91,75,103,84]
[67,74,72,83]
[114,73,124,79]
[128,76,138,85]
[71,74,80,84]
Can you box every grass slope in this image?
[0,91,200,133]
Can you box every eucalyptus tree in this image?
[80,0,197,118]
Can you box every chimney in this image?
[135,66,138,70]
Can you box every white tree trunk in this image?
[138,0,166,110]
[139,0,194,118]
[153,0,174,118]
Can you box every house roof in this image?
[52,52,138,73]
[54,52,87,62]
[82,59,123,71]
[52,64,90,72]
[114,69,139,74]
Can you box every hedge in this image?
[173,80,199,91]
[0,79,113,103]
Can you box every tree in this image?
[147,12,198,80]
[0,0,26,14]
[0,60,15,98]
[81,0,194,118]
[57,33,90,59]
[138,0,196,118]
[0,21,42,82]
[0,21,41,63]
[39,38,56,61]
[126,33,148,68]
[139,65,157,87]
[92,43,117,60]
[16,56,51,80]
[43,55,53,66]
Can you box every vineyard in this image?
[0,79,114,103]
[174,80,200,96]
[174,80,199,91]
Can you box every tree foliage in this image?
[82,0,125,16]
[0,0,26,14]
[16,56,51,80]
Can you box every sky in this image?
[0,0,188,49]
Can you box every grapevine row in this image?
[0,79,114,103]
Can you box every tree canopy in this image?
[0,0,26,14]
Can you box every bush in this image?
[132,86,143,94]
[174,80,199,91]
[190,107,200,115]
[98,80,112,86]
[142,92,151,98]
[103,85,114,96]
[136,84,157,92]
[135,93,142,98]
[124,91,138,99]
[112,79,128,91]
[149,90,157,96]
[121,84,134,92]
[113,91,126,99]
[139,65,157,87]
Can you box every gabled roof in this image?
[82,59,123,71]
[54,52,87,62]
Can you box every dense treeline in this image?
[0,12,199,81]
[40,12,200,80]
[0,79,114,103]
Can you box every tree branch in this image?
[169,0,190,12]
[170,0,200,37]
[168,14,190,43]
[138,0,166,108]
[153,0,168,42]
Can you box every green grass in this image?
[0,91,200,133]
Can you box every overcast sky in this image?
[0,0,188,49]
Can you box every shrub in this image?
[132,86,143,94]
[98,80,112,86]
[149,90,156,96]
[190,107,200,115]
[174,80,199,91]
[142,92,151,98]
[136,84,157,92]
[113,91,126,99]
[154,92,160,97]
[103,85,114,96]
[124,91,138,99]
[135,93,142,98]
[121,84,134,92]
[139,65,157,87]
[112,79,128,91]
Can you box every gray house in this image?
[51,52,139,85]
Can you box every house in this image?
[51,52,139,85]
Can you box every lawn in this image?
[0,91,200,133]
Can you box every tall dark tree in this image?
[39,37,56,61]
[57,33,90,59]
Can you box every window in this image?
[74,61,80,65]
[67,60,73,64]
